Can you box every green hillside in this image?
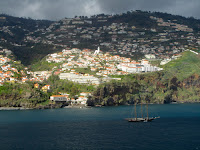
[90,51,200,106]
[163,51,200,81]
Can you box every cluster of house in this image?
[22,13,200,62]
[0,26,14,37]
[46,48,163,79]
[1,13,200,63]
[0,51,18,85]
[13,70,52,83]
[34,83,51,93]
[0,48,54,85]
[31,71,52,82]
[0,56,10,64]
[150,16,194,32]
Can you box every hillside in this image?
[0,48,199,108]
[89,51,200,106]
[0,14,58,65]
[0,11,200,65]
[163,51,200,81]
[0,14,53,46]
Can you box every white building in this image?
[145,54,156,59]
[50,95,69,102]
[94,47,101,55]
[59,73,100,85]
[76,96,88,105]
[160,59,171,65]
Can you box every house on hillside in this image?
[42,85,51,92]
[34,83,39,89]
[76,96,88,105]
[50,95,69,103]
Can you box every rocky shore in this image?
[1,101,199,111]
[0,107,32,110]
[0,103,69,110]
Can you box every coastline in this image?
[0,101,199,110]
[0,107,33,110]
[0,103,88,110]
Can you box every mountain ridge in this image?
[0,10,200,65]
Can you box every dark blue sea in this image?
[0,104,200,150]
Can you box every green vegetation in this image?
[0,14,57,65]
[30,58,62,71]
[0,82,49,108]
[0,74,95,108]
[163,51,200,81]
[74,67,98,76]
[88,51,200,106]
[45,75,95,97]
[1,42,62,65]
[149,60,161,67]
[12,43,62,65]
[110,10,158,29]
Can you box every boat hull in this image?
[125,118,145,122]
[125,117,160,122]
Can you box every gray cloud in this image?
[0,0,199,20]
[96,0,200,18]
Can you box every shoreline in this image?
[0,107,33,110]
[0,102,199,110]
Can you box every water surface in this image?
[0,104,200,150]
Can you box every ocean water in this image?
[0,104,200,150]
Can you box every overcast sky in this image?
[0,0,199,20]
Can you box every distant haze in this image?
[0,0,199,20]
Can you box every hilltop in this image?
[0,11,200,65]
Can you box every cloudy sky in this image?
[0,0,199,20]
